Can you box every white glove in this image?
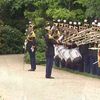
[31,47,34,52]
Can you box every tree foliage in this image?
[1,0,100,25]
[0,0,100,57]
[75,0,100,18]
[0,25,24,54]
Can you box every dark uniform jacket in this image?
[79,44,89,55]
[44,34,57,57]
[26,38,37,52]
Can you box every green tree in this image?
[0,25,24,54]
[75,0,100,18]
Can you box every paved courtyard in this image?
[0,55,100,100]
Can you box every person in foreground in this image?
[44,30,59,79]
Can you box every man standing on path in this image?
[26,24,37,71]
[44,30,59,78]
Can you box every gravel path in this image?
[0,54,100,100]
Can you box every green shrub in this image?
[35,28,46,38]
[24,51,45,65]
[36,51,45,64]
[0,20,4,25]
[24,52,30,63]
[34,17,45,27]
[5,19,27,33]
[37,38,46,52]
[0,25,24,54]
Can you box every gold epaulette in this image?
[31,31,36,38]
[48,34,53,39]
[27,35,34,41]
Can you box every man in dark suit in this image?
[26,31,37,71]
[44,30,59,78]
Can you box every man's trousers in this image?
[29,50,36,70]
[46,56,54,77]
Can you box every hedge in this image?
[0,25,24,54]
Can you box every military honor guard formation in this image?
[24,19,100,78]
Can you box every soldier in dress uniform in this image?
[26,24,37,71]
[51,23,62,68]
[44,29,59,78]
